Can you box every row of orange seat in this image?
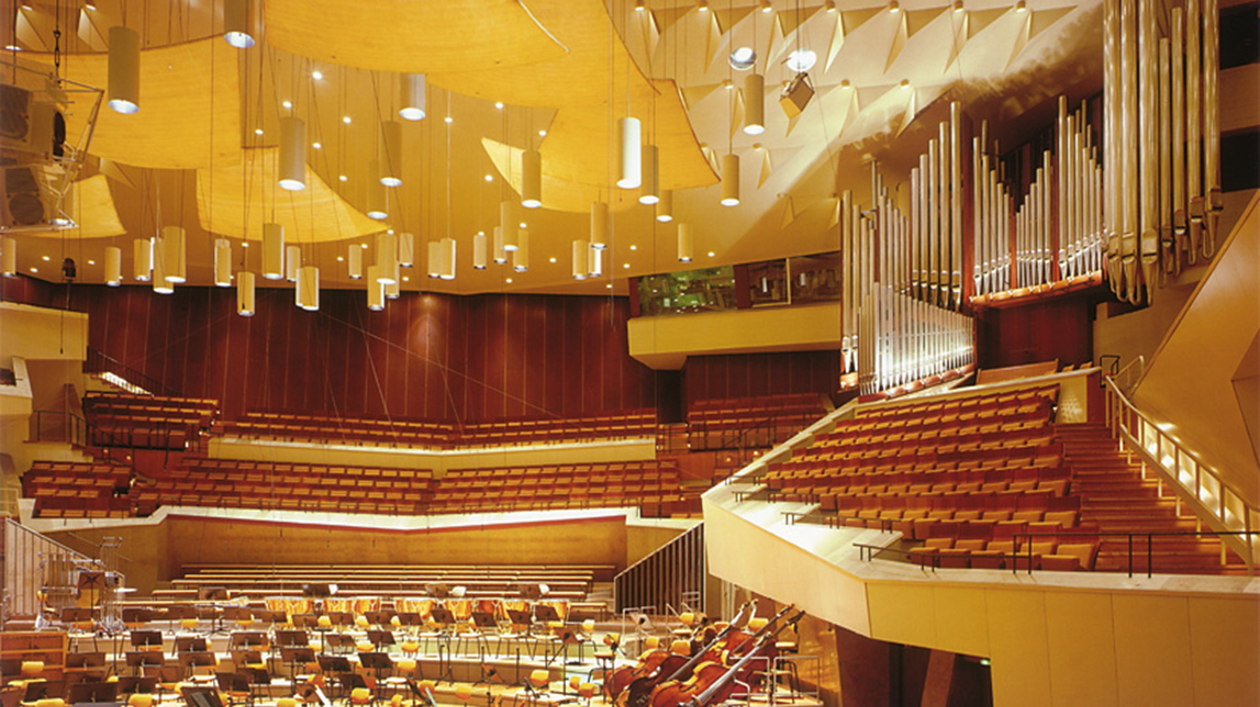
[908,537,1099,571]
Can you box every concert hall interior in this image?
[0,1,1257,706]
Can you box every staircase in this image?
[1058,422,1246,574]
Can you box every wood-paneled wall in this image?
[78,286,658,421]
[975,293,1096,371]
[682,350,843,405]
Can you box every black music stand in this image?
[230,650,263,669]
[175,636,207,654]
[292,614,319,629]
[316,656,353,701]
[366,630,395,651]
[125,651,166,676]
[178,651,216,680]
[364,611,392,627]
[276,630,309,648]
[533,605,561,624]
[115,676,158,695]
[395,613,424,628]
[66,680,117,705]
[180,685,225,707]
[280,648,316,684]
[429,608,455,632]
[358,652,394,703]
[229,632,267,650]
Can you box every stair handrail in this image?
[1103,374,1258,567]
[1108,355,1145,395]
[84,348,178,397]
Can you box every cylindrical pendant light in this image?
[152,238,174,293]
[278,117,307,190]
[133,238,152,281]
[262,222,284,279]
[720,153,740,206]
[493,226,507,264]
[379,121,403,187]
[590,201,608,250]
[616,116,642,188]
[678,223,694,262]
[376,231,398,284]
[473,231,488,269]
[285,245,300,281]
[162,225,186,283]
[237,271,256,316]
[223,0,256,48]
[521,149,542,208]
[104,246,122,286]
[656,190,674,222]
[348,244,363,279]
[213,238,232,287]
[296,265,319,311]
[512,231,529,272]
[744,74,765,135]
[500,200,519,251]
[107,26,140,114]
[639,144,660,204]
[1,237,14,276]
[366,265,385,310]
[398,232,415,267]
[588,243,603,277]
[427,241,442,278]
[385,278,400,299]
[571,240,588,280]
[366,160,388,219]
[399,74,427,121]
[440,238,456,280]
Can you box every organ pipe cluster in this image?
[908,102,965,311]
[1104,0,1221,304]
[973,121,1013,295]
[1055,97,1105,282]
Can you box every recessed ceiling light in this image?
[1015,0,1027,10]
[729,47,756,71]
[312,142,321,149]
[342,116,352,124]
[696,0,708,12]
[825,0,837,12]
[339,175,348,182]
[506,277,513,283]
[4,45,22,52]
[634,0,645,11]
[254,128,264,135]
[952,0,964,12]
[403,276,410,282]
[723,79,734,90]
[549,257,557,263]
[311,70,323,80]
[900,79,911,90]
[758,0,773,14]
[708,251,715,257]
[242,242,250,248]
[538,130,547,137]
[495,101,504,109]
[888,1,900,13]
[485,175,493,182]
[30,267,37,273]
[606,283,613,289]
[87,260,96,265]
[630,244,637,250]
[42,255,50,261]
[361,244,369,249]
[282,100,292,109]
[623,263,630,269]
[518,222,527,228]
[444,116,453,124]
[387,229,394,234]
[337,256,344,262]
[85,3,97,10]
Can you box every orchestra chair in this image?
[671,612,696,638]
[215,673,253,707]
[454,684,473,705]
[525,670,551,707]
[127,694,154,707]
[383,659,417,700]
[349,687,372,707]
[577,682,596,707]
[591,633,619,685]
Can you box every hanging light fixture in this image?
[366,265,385,310]
[399,74,427,121]
[588,243,603,278]
[728,47,757,71]
[348,243,363,278]
[107,26,140,114]
[379,121,403,187]
[237,271,256,316]
[213,238,232,287]
[493,226,507,264]
[376,231,399,284]
[656,190,673,222]
[152,238,174,293]
[296,265,319,311]
[385,278,400,299]
[366,160,388,219]
[162,226,186,283]
[473,231,488,269]
[440,238,456,280]
[720,154,740,206]
[133,238,152,281]
[427,240,441,278]
[521,149,542,208]
[513,231,529,272]
[223,0,256,49]
[1,237,14,276]
[285,246,301,281]
[678,223,694,262]
[104,246,122,286]
[501,200,519,251]
[278,117,307,190]
[744,74,765,135]
[398,232,415,267]
[571,240,588,280]
[616,117,641,188]
[262,222,284,279]
[639,145,660,204]
[590,201,608,250]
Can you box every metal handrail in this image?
[1104,375,1258,568]
[1010,530,1258,578]
[84,348,177,397]
[1108,355,1145,395]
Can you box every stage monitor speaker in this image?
[1,166,50,228]
[0,83,62,164]
[779,73,815,119]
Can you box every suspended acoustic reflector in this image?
[512,231,529,272]
[616,116,641,188]
[472,231,488,269]
[398,231,415,267]
[104,246,122,286]
[237,271,256,316]
[572,240,588,280]
[285,245,301,281]
[366,265,385,310]
[639,144,660,204]
[278,117,307,190]
[366,160,388,219]
[427,240,442,278]
[379,121,403,187]
[347,243,363,279]
[440,237,456,280]
[162,225,187,283]
[493,226,507,264]
[213,238,232,287]
[223,0,257,49]
[107,26,140,114]
[720,153,740,206]
[376,231,399,284]
[744,74,765,135]
[656,190,673,222]
[296,265,319,311]
[262,222,284,279]
[399,74,427,121]
[501,200,518,250]
[2,237,15,277]
[678,223,694,262]
[133,238,152,281]
[590,201,608,250]
[152,238,174,293]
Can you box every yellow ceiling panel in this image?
[264,0,568,74]
[196,148,382,243]
[28,37,241,170]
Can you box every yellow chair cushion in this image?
[746,617,768,631]
[128,695,154,707]
[529,670,550,689]
[454,684,473,702]
[354,616,370,629]
[679,612,695,627]
[21,662,44,677]
[350,688,372,704]
[669,639,691,656]
[277,699,297,707]
[396,660,417,673]
[317,616,332,628]
[400,641,420,653]
[356,641,374,653]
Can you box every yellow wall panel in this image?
[1044,591,1119,706]
[867,582,938,647]
[1111,594,1194,707]
[1188,596,1260,707]
[931,585,991,657]
[985,589,1052,707]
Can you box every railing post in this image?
[1128,534,1133,578]
[1147,534,1153,578]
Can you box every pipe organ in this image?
[1103,0,1221,304]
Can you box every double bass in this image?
[607,601,755,702]
[617,603,792,707]
[646,610,805,707]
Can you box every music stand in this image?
[276,630,309,648]
[130,630,163,651]
[316,656,353,701]
[175,636,207,654]
[428,608,455,632]
[280,648,316,683]
[115,677,159,696]
[180,685,225,707]
[366,630,395,650]
[292,614,319,629]
[395,613,423,628]
[358,653,393,702]
[533,605,561,624]
[229,650,263,669]
[178,651,216,680]
[125,651,166,676]
[365,611,391,627]
[229,632,267,650]
[66,680,117,705]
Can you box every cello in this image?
[617,603,790,707]
[646,610,804,707]
[608,601,755,702]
